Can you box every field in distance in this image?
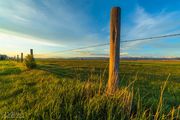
[0,59,179,119]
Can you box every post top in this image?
[112,7,121,10]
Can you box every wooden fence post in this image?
[17,55,19,62]
[30,49,34,58]
[30,49,33,56]
[21,53,23,62]
[107,7,121,94]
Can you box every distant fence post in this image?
[30,49,34,58]
[107,7,121,94]
[17,55,19,62]
[21,53,23,62]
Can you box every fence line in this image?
[2,32,180,58]
[33,33,180,56]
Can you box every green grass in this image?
[0,60,179,119]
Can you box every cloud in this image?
[0,29,67,56]
[0,29,64,47]
[122,6,180,50]
[0,0,110,58]
[1,1,180,58]
[0,0,98,46]
[59,50,128,57]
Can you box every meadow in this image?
[0,59,179,119]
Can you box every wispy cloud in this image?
[1,1,180,58]
[0,29,66,56]
[0,0,99,46]
[122,6,180,50]
[0,0,108,57]
[61,50,128,57]
[0,29,64,47]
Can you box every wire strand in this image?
[121,33,180,42]
[35,33,180,55]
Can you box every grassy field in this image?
[0,59,179,119]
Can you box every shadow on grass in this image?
[0,67,22,75]
[37,64,100,81]
[37,64,75,78]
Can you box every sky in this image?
[0,0,180,58]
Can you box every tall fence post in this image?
[107,7,121,94]
[21,53,23,62]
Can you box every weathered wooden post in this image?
[21,53,23,62]
[30,49,33,57]
[17,55,19,62]
[30,49,35,60]
[107,7,121,94]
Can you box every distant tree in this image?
[24,55,36,69]
[0,55,7,60]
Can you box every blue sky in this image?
[0,0,180,58]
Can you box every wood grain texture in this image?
[107,7,121,94]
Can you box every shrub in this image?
[24,55,36,69]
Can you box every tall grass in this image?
[0,60,179,119]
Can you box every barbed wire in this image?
[34,33,180,55]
